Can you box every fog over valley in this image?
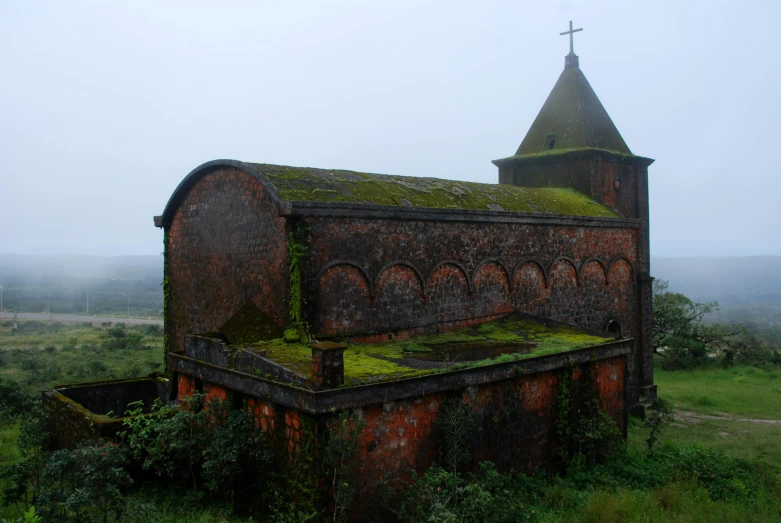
[1,1,779,257]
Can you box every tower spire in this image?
[560,21,583,69]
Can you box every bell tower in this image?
[493,23,657,401]
[493,21,654,219]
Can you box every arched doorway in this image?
[606,319,622,338]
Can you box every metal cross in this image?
[560,20,583,55]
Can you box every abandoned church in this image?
[45,30,656,514]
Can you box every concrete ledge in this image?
[284,201,641,229]
[43,376,170,449]
[168,339,632,414]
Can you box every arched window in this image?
[606,320,622,338]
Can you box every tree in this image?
[652,280,769,369]
[324,410,366,522]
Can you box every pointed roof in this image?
[514,56,631,156]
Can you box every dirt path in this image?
[0,311,162,325]
[673,409,781,426]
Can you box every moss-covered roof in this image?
[247,314,616,387]
[514,63,631,157]
[248,163,619,218]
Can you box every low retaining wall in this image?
[170,338,630,514]
[42,376,170,449]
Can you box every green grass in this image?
[624,358,781,470]
[653,361,781,419]
[0,423,21,521]
[540,477,781,523]
[2,321,780,522]
[0,321,106,350]
[0,320,164,393]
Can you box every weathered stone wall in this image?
[590,159,638,219]
[503,155,640,220]
[57,378,168,416]
[42,377,170,449]
[353,354,625,490]
[306,218,638,341]
[174,353,627,517]
[511,157,595,196]
[162,165,643,403]
[166,167,289,353]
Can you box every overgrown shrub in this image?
[102,325,145,351]
[1,505,41,523]
[122,394,272,508]
[37,442,136,522]
[555,366,622,469]
[399,462,533,522]
[400,440,781,522]
[0,412,49,514]
[644,397,674,450]
[0,379,35,421]
[323,410,365,522]
[437,397,476,477]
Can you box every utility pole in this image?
[0,285,3,312]
[86,292,89,315]
[127,294,130,319]
[47,289,50,314]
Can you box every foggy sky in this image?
[2,1,779,257]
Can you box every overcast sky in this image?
[2,1,779,258]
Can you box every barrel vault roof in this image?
[246,162,620,218]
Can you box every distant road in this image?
[0,312,163,326]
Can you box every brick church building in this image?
[46,32,656,514]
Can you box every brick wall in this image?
[166,167,289,353]
[174,353,627,516]
[306,218,638,340]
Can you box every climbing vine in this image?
[162,229,170,357]
[324,410,366,522]
[555,361,573,465]
[286,222,310,342]
[555,359,621,469]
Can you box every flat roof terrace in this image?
[171,313,630,414]
[183,314,619,389]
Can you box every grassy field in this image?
[1,324,780,522]
[0,320,164,393]
[626,360,781,470]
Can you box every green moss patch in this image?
[498,147,639,163]
[219,303,283,345]
[247,314,615,387]
[247,163,619,218]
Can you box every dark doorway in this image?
[606,320,622,337]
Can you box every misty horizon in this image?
[2,1,780,257]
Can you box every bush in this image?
[0,379,35,421]
[37,442,134,522]
[1,412,50,515]
[399,462,533,522]
[644,397,674,450]
[399,440,781,522]
[323,410,365,521]
[140,324,161,337]
[122,394,272,508]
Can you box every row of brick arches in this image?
[315,257,635,337]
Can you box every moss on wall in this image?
[287,223,309,341]
[249,314,614,387]
[163,229,170,358]
[219,303,283,344]
[248,163,619,218]
[506,147,638,162]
